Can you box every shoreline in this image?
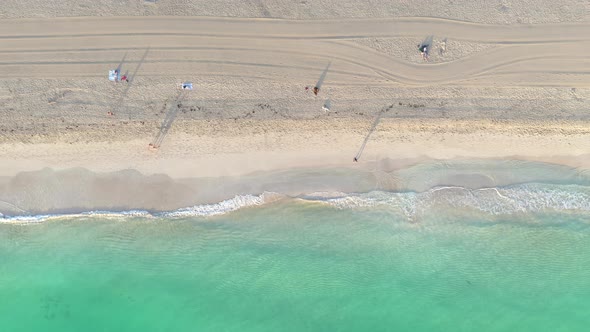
[2,160,590,219]
[1,117,589,216]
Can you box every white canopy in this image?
[108,70,120,82]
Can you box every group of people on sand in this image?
[418,36,447,61]
[117,38,433,157]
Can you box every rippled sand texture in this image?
[2,0,589,24]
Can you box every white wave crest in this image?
[163,192,279,217]
[318,184,590,217]
[1,193,281,223]
[0,210,155,224]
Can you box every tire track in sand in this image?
[0,16,588,87]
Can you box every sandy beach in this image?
[1,1,589,215]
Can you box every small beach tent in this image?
[108,70,121,82]
[181,82,193,90]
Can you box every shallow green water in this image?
[2,196,590,332]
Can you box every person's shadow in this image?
[151,90,187,148]
[353,109,385,162]
[313,62,331,95]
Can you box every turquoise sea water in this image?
[2,181,590,331]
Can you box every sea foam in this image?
[0,192,280,223]
[162,192,281,217]
[1,184,589,223]
[315,183,590,218]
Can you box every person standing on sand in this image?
[439,38,447,56]
[419,44,429,61]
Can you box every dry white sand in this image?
[0,2,589,214]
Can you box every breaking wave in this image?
[2,184,589,224]
[308,183,590,218]
[162,192,282,217]
[0,192,281,223]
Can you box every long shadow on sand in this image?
[110,47,150,118]
[150,90,188,149]
[354,107,388,162]
[313,61,331,95]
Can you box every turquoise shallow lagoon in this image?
[1,182,590,331]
